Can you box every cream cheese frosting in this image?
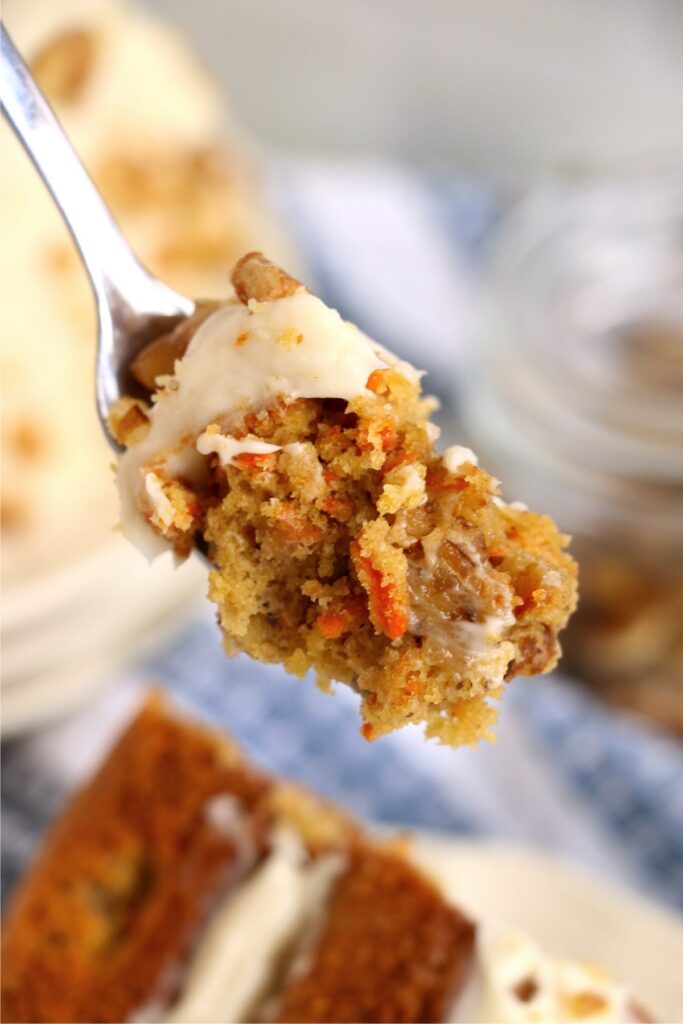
[118,292,398,556]
[163,856,637,1024]
[196,432,283,466]
[443,445,479,472]
[166,828,344,1024]
[450,919,637,1024]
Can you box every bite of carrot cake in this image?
[112,253,578,745]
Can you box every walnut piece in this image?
[31,30,98,105]
[231,252,304,305]
[130,302,219,391]
[108,398,151,447]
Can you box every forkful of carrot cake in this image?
[2,28,577,746]
[113,252,578,745]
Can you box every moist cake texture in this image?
[114,254,577,745]
[275,845,475,1023]
[1,696,648,1024]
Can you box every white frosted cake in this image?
[1,0,289,583]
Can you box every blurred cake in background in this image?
[2,0,290,584]
[1,0,293,731]
[1,694,650,1023]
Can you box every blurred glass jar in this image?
[460,176,683,732]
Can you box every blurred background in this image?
[2,0,682,948]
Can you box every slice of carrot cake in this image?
[113,253,578,746]
[1,695,649,1024]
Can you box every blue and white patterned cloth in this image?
[2,160,682,916]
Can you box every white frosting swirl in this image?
[118,292,394,556]
[166,828,344,1024]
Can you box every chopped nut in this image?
[1,496,28,530]
[563,991,608,1018]
[513,976,538,1002]
[631,1000,655,1023]
[277,327,304,348]
[44,244,75,273]
[31,30,98,105]
[231,252,304,305]
[108,398,151,447]
[97,148,227,213]
[130,302,219,391]
[9,421,45,462]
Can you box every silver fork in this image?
[0,25,195,450]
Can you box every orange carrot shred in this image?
[426,466,470,493]
[322,494,352,520]
[383,447,416,474]
[273,502,323,543]
[233,451,276,469]
[316,610,347,639]
[351,541,408,640]
[366,369,389,394]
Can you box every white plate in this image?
[2,549,202,680]
[411,835,683,1022]
[1,536,206,736]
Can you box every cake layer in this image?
[0,696,271,1023]
[274,844,476,1023]
[167,830,346,1023]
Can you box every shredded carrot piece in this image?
[316,610,348,639]
[351,541,408,640]
[361,722,375,740]
[273,502,323,543]
[241,397,290,435]
[366,369,390,394]
[322,494,353,521]
[402,678,425,699]
[315,594,368,640]
[356,417,397,454]
[426,466,470,493]
[233,451,277,470]
[378,421,397,450]
[382,446,417,474]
